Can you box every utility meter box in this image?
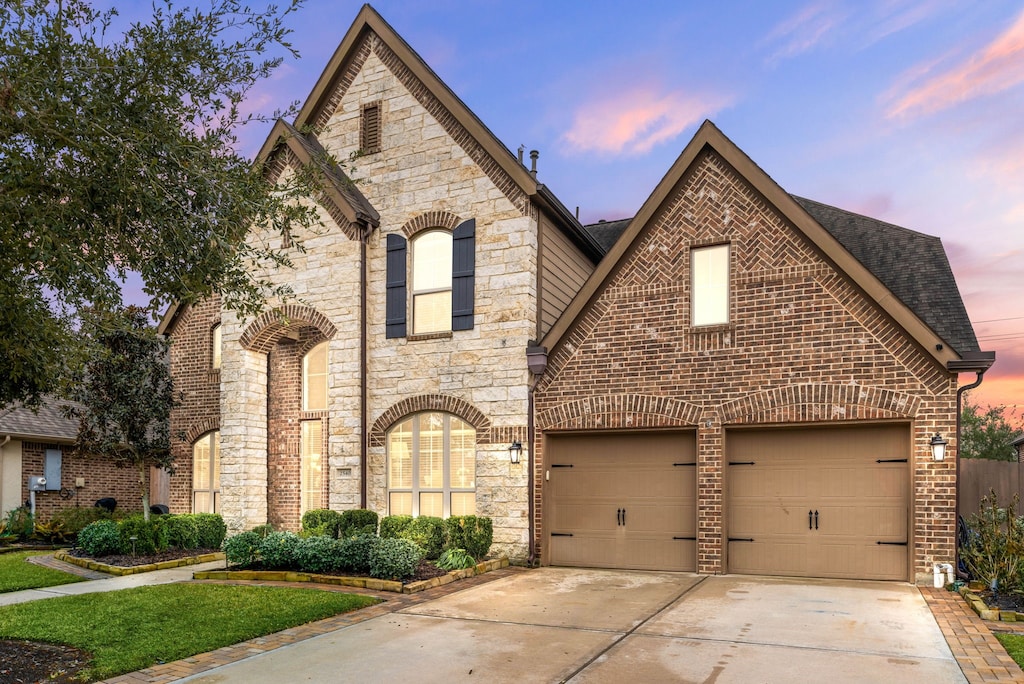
[28,476,47,492]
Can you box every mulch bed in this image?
[0,639,89,684]
[66,547,221,567]
[980,591,1024,613]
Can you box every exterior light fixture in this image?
[930,433,948,462]
[526,344,548,375]
[509,441,523,464]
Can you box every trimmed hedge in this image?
[301,509,341,538]
[294,535,342,573]
[338,534,378,573]
[339,509,378,538]
[223,531,262,567]
[443,516,493,560]
[369,537,422,580]
[163,516,200,550]
[404,516,444,560]
[192,513,227,549]
[379,515,413,540]
[259,531,302,569]
[77,519,122,556]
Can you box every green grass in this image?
[0,584,379,681]
[0,551,85,593]
[996,633,1024,669]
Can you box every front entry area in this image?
[544,431,696,571]
[726,423,910,581]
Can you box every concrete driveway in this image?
[181,569,965,684]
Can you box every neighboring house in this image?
[0,398,146,520]
[164,5,993,584]
[1014,434,1024,462]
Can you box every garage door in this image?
[727,424,909,581]
[545,432,696,571]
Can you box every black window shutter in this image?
[451,219,475,331]
[385,233,407,338]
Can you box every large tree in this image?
[65,306,176,519]
[960,396,1023,461]
[1,0,327,407]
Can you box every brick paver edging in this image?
[54,549,225,576]
[99,566,525,683]
[194,557,510,593]
[920,586,1024,683]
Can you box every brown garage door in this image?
[727,424,910,581]
[545,432,696,571]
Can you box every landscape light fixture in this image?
[930,433,948,461]
[509,441,523,464]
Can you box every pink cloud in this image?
[561,87,731,156]
[886,8,1024,119]
[761,2,841,64]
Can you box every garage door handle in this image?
[622,508,626,525]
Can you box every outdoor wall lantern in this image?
[930,433,949,461]
[508,441,523,464]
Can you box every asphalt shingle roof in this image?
[580,198,979,355]
[0,397,79,442]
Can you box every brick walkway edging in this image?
[99,566,525,683]
[920,586,1024,683]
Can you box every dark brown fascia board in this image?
[293,4,538,198]
[535,184,605,263]
[0,430,76,445]
[541,120,961,370]
[157,301,182,337]
[946,351,996,373]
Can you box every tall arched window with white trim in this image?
[192,431,220,513]
[303,342,328,411]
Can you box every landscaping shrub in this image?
[443,516,493,560]
[294,535,343,574]
[192,513,227,549]
[251,524,275,538]
[337,534,379,573]
[301,509,341,538]
[2,507,34,543]
[258,531,302,569]
[77,520,123,556]
[33,518,72,544]
[163,515,201,550]
[403,516,444,560]
[437,547,476,571]
[369,537,422,580]
[961,490,1024,593]
[339,509,379,538]
[379,515,413,540]
[50,507,110,537]
[118,515,169,555]
[223,531,262,567]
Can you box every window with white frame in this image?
[411,230,453,334]
[303,342,328,411]
[691,244,730,326]
[387,412,475,517]
[211,323,222,370]
[300,420,324,515]
[192,431,220,514]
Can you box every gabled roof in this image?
[543,120,988,371]
[277,4,603,262]
[0,397,79,443]
[583,218,631,254]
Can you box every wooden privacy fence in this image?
[959,459,1024,517]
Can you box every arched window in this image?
[211,323,222,370]
[387,412,475,517]
[192,431,220,514]
[411,230,453,334]
[303,342,328,411]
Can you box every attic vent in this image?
[361,101,381,154]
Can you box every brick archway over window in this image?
[401,211,462,238]
[720,383,921,425]
[536,394,703,431]
[370,395,492,447]
[239,304,337,353]
[185,417,221,445]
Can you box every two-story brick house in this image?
[163,5,992,583]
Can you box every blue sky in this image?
[114,0,1024,409]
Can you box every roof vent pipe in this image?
[517,145,524,165]
[530,150,538,178]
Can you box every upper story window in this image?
[360,101,381,154]
[691,244,730,326]
[303,342,328,411]
[385,219,476,339]
[412,230,453,334]
[211,323,222,370]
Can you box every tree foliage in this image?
[65,306,177,518]
[0,0,328,407]
[960,396,1023,461]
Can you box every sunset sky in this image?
[114,1,1024,411]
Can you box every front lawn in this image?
[995,633,1024,669]
[0,584,379,681]
[0,552,85,593]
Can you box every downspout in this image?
[955,370,988,579]
[527,384,536,567]
[360,223,369,509]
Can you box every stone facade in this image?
[533,149,961,584]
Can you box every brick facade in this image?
[533,150,960,584]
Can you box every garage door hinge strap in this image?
[876,458,908,463]
[673,536,697,540]
[551,464,574,468]
[728,461,755,466]
[673,463,697,466]
[876,541,908,545]
[551,532,574,537]
[728,537,754,542]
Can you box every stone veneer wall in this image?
[533,150,960,584]
[218,31,536,559]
